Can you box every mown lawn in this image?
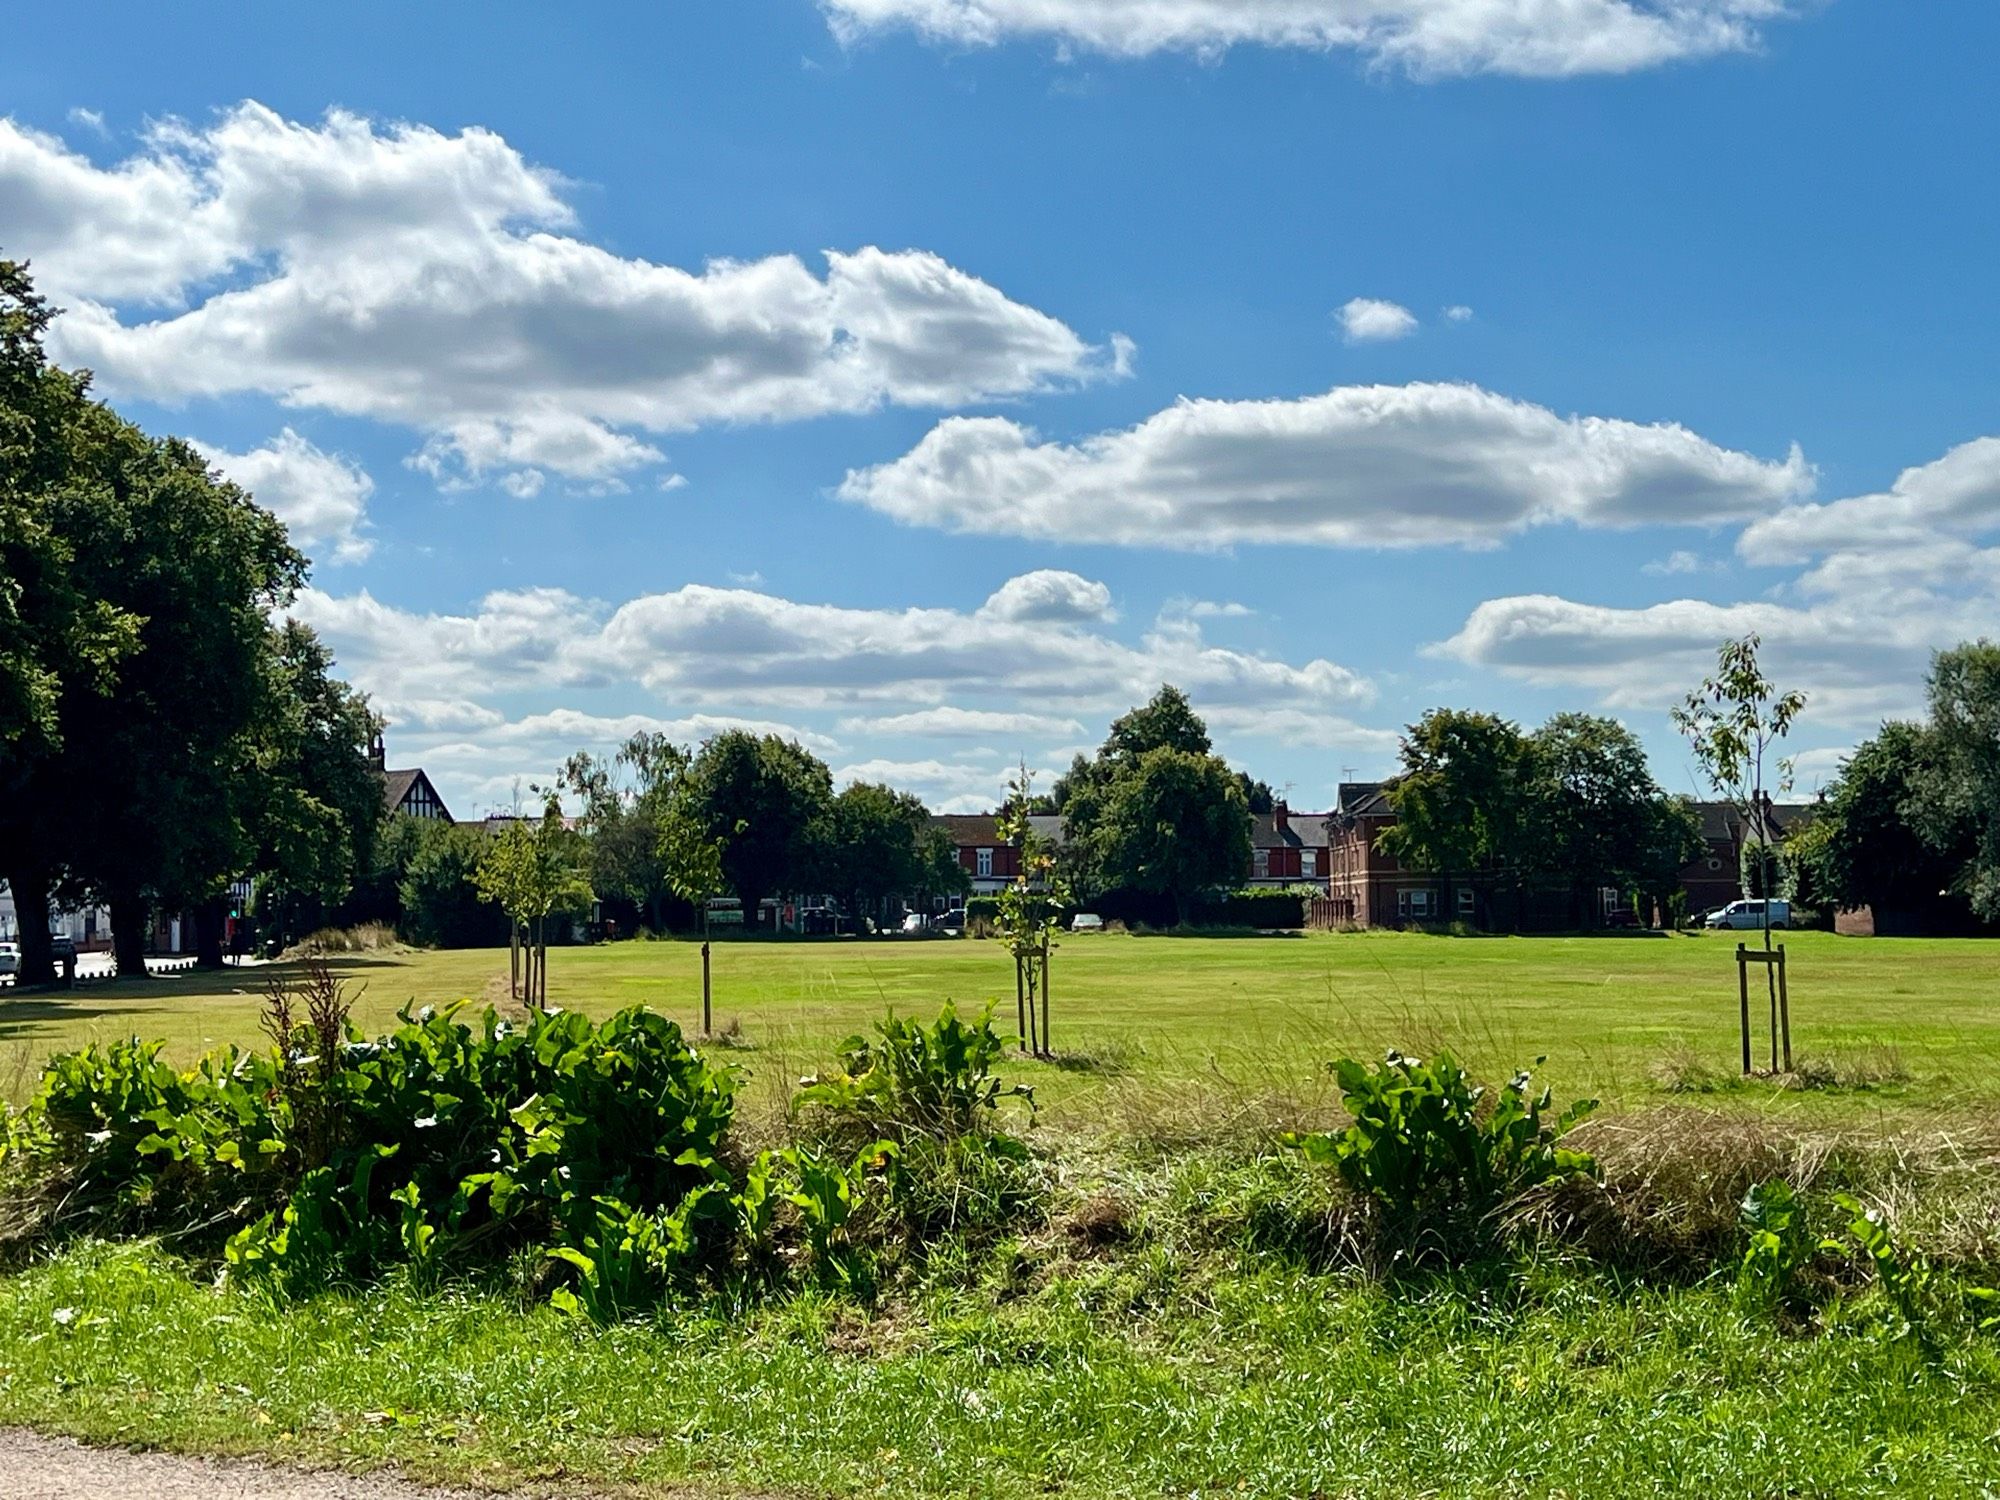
[5,932,2000,1496]
[3,929,1995,1123]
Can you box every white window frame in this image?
[1252,847,1270,880]
[1400,888,1433,919]
[976,847,994,879]
[1457,887,1475,917]
[1301,849,1317,879]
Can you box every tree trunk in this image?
[535,915,547,1009]
[194,899,226,970]
[509,921,520,1001]
[110,889,150,978]
[7,864,56,987]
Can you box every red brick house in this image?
[929,813,1063,898]
[1248,802,1332,889]
[1318,780,1478,927]
[1677,798,1809,918]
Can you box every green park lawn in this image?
[5,928,1996,1125]
[7,928,2000,1497]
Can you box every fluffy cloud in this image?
[976,569,1116,623]
[296,570,1369,721]
[840,706,1087,739]
[1,104,1118,489]
[1738,436,2000,565]
[831,756,1068,813]
[1338,297,1418,343]
[1434,591,1968,725]
[820,0,1793,78]
[1437,431,2000,728]
[300,571,1376,813]
[840,382,1810,550]
[195,428,374,564]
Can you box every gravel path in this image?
[0,1429,519,1499]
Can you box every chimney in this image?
[1274,799,1290,833]
[369,732,387,773]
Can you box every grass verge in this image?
[5,1119,2000,1499]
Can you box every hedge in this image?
[964,886,1314,930]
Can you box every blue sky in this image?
[5,1,1997,815]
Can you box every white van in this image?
[1703,899,1791,931]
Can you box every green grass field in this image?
[7,929,2000,1497]
[6,929,1996,1124]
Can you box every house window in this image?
[1457,888,1475,918]
[1301,849,1318,879]
[1400,889,1433,920]
[1252,848,1270,879]
[976,847,994,879]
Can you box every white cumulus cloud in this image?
[296,571,1378,814]
[194,428,375,564]
[1338,296,1418,343]
[839,706,1088,739]
[839,382,1810,550]
[1436,429,2000,728]
[1,103,1120,492]
[820,0,1795,78]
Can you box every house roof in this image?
[382,768,420,813]
[382,767,453,822]
[1251,811,1332,849]
[1688,799,1814,844]
[1335,780,1398,817]
[930,813,1064,846]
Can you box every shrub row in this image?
[5,990,1986,1342]
[961,886,1316,930]
[0,971,1037,1317]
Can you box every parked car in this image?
[1703,899,1791,931]
[0,941,17,979]
[1070,912,1105,933]
[900,912,929,935]
[49,933,75,960]
[933,909,967,935]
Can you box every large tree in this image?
[1526,713,1699,927]
[57,435,305,969]
[1913,641,2000,921]
[240,622,384,956]
[1378,709,1532,923]
[688,731,833,930]
[813,781,935,926]
[0,263,142,983]
[1055,684,1241,895]
[1095,746,1252,926]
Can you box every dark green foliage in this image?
[796,1000,1039,1241]
[22,1039,288,1232]
[1284,1050,1597,1261]
[1736,1179,1818,1317]
[2,999,740,1314]
[226,1003,739,1292]
[1095,746,1253,924]
[688,730,834,930]
[799,999,1033,1144]
[1189,887,1315,928]
[397,820,507,948]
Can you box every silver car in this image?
[1704,899,1791,931]
[0,941,17,978]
